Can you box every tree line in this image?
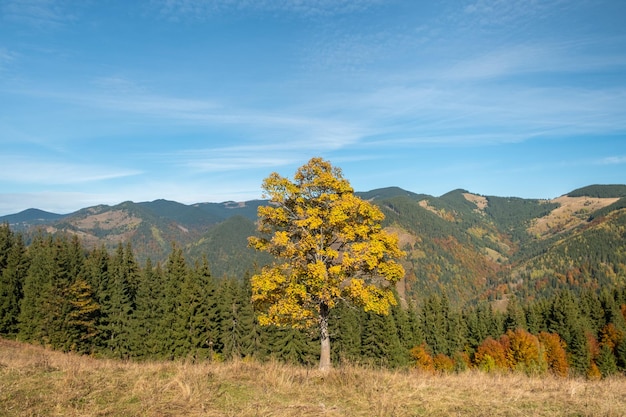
[1,224,625,377]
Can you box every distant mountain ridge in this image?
[2,184,625,305]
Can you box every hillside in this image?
[2,184,625,305]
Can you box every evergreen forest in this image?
[2,222,626,379]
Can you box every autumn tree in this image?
[248,157,405,370]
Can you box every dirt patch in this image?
[527,196,619,237]
[462,193,488,212]
[418,200,455,221]
[73,210,142,231]
[385,226,419,249]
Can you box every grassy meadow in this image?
[1,338,625,416]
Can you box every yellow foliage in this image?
[249,158,405,330]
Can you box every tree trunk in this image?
[319,302,331,371]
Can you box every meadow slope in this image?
[1,339,626,416]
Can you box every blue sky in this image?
[1,0,625,215]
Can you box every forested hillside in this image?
[1,184,625,377]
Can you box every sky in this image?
[1,0,625,215]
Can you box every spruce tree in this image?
[161,244,188,358]
[361,311,404,367]
[129,258,165,358]
[271,325,317,365]
[0,231,27,337]
[217,277,248,359]
[103,243,136,358]
[65,276,100,353]
[596,344,618,377]
[504,297,527,332]
[237,273,262,359]
[329,303,362,364]
[84,244,111,351]
[18,234,54,344]
[420,294,448,355]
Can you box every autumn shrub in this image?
[474,337,509,371]
[506,329,546,375]
[432,353,455,373]
[600,323,623,351]
[410,343,434,373]
[586,361,602,380]
[538,332,569,377]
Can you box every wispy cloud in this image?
[462,0,571,28]
[0,48,16,71]
[600,156,626,165]
[1,0,78,28]
[0,156,141,185]
[151,0,385,20]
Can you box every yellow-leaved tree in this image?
[248,157,405,370]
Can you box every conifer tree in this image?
[129,258,166,358]
[18,234,54,344]
[217,277,256,360]
[18,235,83,348]
[329,303,362,363]
[174,256,218,359]
[596,344,618,377]
[237,273,263,359]
[0,230,27,337]
[504,297,527,332]
[65,276,100,353]
[393,299,415,352]
[271,325,317,365]
[361,311,405,367]
[525,300,548,335]
[161,244,188,358]
[102,243,136,357]
[83,244,111,350]
[420,294,448,355]
[464,304,488,350]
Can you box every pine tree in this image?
[525,300,548,335]
[596,344,618,378]
[129,258,166,359]
[65,277,100,353]
[103,243,136,358]
[361,311,404,367]
[420,294,448,355]
[18,234,54,344]
[173,256,219,360]
[84,244,111,351]
[465,304,488,350]
[237,273,262,359]
[0,230,27,337]
[270,325,317,365]
[161,244,188,358]
[217,277,253,360]
[579,289,604,334]
[329,303,362,364]
[504,297,527,332]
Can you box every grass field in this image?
[1,338,625,416]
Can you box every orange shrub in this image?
[600,323,623,351]
[538,332,569,377]
[474,337,509,370]
[410,344,434,372]
[433,353,455,373]
[506,329,544,373]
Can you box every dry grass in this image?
[527,196,620,238]
[1,338,626,416]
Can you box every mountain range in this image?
[3,184,626,307]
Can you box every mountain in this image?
[0,208,66,230]
[2,184,625,307]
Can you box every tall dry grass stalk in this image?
[1,338,625,416]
